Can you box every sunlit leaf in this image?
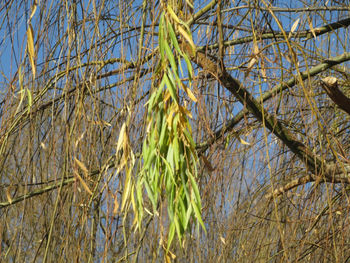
[191,199,205,231]
[116,122,126,153]
[182,53,193,81]
[74,158,89,176]
[173,216,182,241]
[164,40,177,73]
[121,172,132,211]
[167,222,176,250]
[74,171,92,195]
[159,13,166,62]
[290,18,300,33]
[178,26,196,55]
[307,17,317,39]
[27,23,36,78]
[289,18,300,38]
[166,5,181,24]
[6,187,12,204]
[144,179,157,209]
[164,72,178,102]
[179,105,193,118]
[167,21,182,55]
[185,0,194,9]
[220,236,226,245]
[181,82,197,102]
[239,137,251,145]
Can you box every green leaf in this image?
[183,127,196,150]
[178,197,187,228]
[182,53,193,81]
[188,171,201,205]
[146,90,157,113]
[180,165,191,203]
[160,155,175,185]
[144,179,157,210]
[166,145,175,171]
[184,203,192,230]
[121,173,132,211]
[167,21,182,55]
[142,137,150,163]
[167,222,176,250]
[26,88,32,113]
[174,216,183,240]
[144,149,156,170]
[191,199,206,232]
[164,73,178,103]
[154,78,166,104]
[173,135,180,171]
[158,115,167,150]
[164,39,177,73]
[136,179,144,215]
[167,191,175,219]
[159,13,166,62]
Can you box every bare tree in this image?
[1,0,350,262]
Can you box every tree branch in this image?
[183,42,350,197]
[198,17,350,50]
[197,52,350,153]
[321,76,350,116]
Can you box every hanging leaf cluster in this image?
[136,8,205,248]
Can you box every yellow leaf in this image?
[239,138,250,145]
[220,236,226,245]
[233,132,251,145]
[74,158,88,176]
[103,120,112,127]
[185,0,194,8]
[289,18,300,38]
[181,82,197,102]
[290,18,300,33]
[27,24,36,78]
[121,172,132,211]
[167,6,181,24]
[307,17,317,39]
[6,187,12,204]
[179,105,192,119]
[253,42,259,55]
[74,171,93,195]
[247,57,257,71]
[164,90,171,103]
[40,142,47,150]
[116,122,126,153]
[178,26,196,54]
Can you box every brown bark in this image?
[321,76,350,116]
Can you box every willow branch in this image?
[183,42,350,195]
[197,52,350,153]
[0,157,115,209]
[198,17,350,50]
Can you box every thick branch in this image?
[321,76,350,116]
[265,174,315,199]
[183,42,350,190]
[197,53,350,153]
